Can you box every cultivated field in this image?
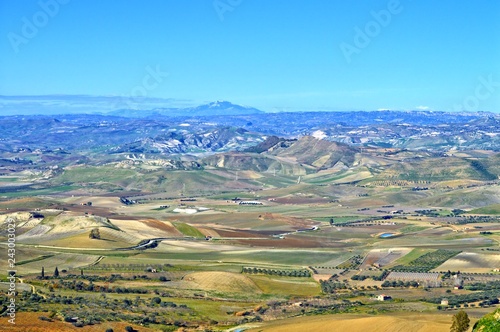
[433,252,500,273]
[244,313,472,332]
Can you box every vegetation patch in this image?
[242,267,311,277]
[15,255,54,266]
[392,249,461,272]
[172,222,205,238]
[248,275,320,296]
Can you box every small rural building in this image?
[377,294,392,301]
[441,299,449,306]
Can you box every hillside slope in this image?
[473,307,500,331]
[267,136,359,170]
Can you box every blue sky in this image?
[0,0,499,113]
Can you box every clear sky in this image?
[1,0,499,112]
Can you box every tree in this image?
[41,266,45,278]
[450,310,470,332]
[54,267,59,277]
[89,228,100,239]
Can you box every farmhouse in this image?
[377,294,392,301]
[441,299,449,306]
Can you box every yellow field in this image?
[182,271,261,293]
[245,313,468,332]
[13,253,101,274]
[36,230,133,249]
[433,251,500,273]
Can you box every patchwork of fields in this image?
[1,148,500,330]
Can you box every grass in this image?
[224,250,340,266]
[171,297,260,321]
[399,225,430,233]
[51,166,137,184]
[182,271,261,293]
[386,248,433,268]
[245,312,464,332]
[469,204,500,215]
[0,197,52,210]
[172,222,205,238]
[249,275,320,296]
[128,249,340,267]
[0,185,77,198]
[312,216,364,223]
[0,177,20,182]
[14,252,102,274]
[305,172,352,184]
[392,249,461,272]
[16,254,54,266]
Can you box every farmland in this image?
[243,313,474,332]
[1,137,500,331]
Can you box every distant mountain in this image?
[0,94,184,115]
[181,101,263,116]
[111,101,263,118]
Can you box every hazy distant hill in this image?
[110,101,263,117]
[110,127,264,154]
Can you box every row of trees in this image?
[319,280,348,293]
[47,279,150,294]
[381,280,419,288]
[428,290,500,306]
[38,266,67,279]
[242,267,311,277]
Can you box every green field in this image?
[0,185,77,198]
[386,248,433,267]
[469,204,500,215]
[172,222,205,238]
[249,275,320,296]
